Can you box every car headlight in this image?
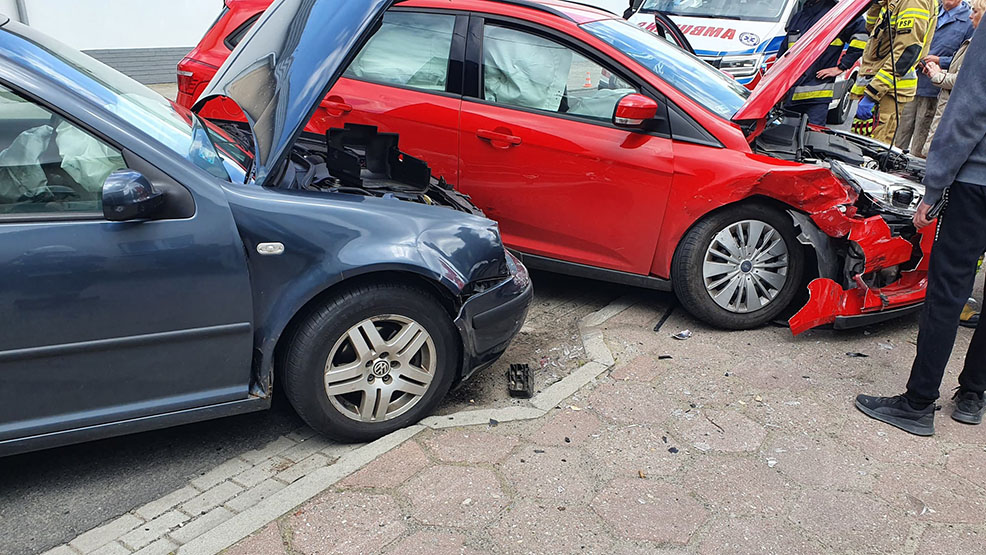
[715,54,764,79]
[830,161,925,216]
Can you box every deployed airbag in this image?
[484,26,573,111]
[0,125,52,202]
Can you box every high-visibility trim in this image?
[849,39,868,49]
[831,39,845,47]
[792,90,836,101]
[898,8,931,19]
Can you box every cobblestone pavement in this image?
[40,272,986,555]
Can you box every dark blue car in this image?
[0,0,532,457]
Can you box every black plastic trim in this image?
[832,303,923,330]
[516,252,673,291]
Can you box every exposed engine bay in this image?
[276,124,483,216]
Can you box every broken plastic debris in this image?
[672,330,693,341]
[489,418,499,428]
[846,352,870,358]
[507,363,534,398]
[767,458,778,468]
[879,342,894,350]
[638,470,647,479]
[658,355,673,360]
[668,447,679,454]
[564,437,571,443]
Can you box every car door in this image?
[457,18,675,275]
[0,84,255,443]
[309,9,467,185]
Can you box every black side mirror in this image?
[102,169,165,222]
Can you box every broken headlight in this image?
[830,161,925,217]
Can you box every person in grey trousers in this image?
[856,22,986,436]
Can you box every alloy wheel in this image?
[323,315,436,423]
[702,219,789,314]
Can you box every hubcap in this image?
[324,315,436,423]
[702,219,789,314]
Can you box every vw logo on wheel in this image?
[371,360,391,377]
[739,32,761,47]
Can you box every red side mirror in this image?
[612,93,659,129]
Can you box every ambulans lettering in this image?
[676,24,740,41]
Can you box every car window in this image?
[344,12,456,92]
[224,13,260,50]
[0,85,125,216]
[483,25,636,121]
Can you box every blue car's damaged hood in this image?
[195,0,393,187]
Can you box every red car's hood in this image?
[732,0,871,123]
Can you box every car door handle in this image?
[477,128,522,149]
[320,96,353,116]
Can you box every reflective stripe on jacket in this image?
[780,0,868,105]
[857,0,938,101]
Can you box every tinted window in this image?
[583,18,749,119]
[0,86,125,216]
[483,25,636,121]
[344,12,456,92]
[224,13,260,50]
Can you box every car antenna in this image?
[881,7,902,172]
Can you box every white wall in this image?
[23,0,224,50]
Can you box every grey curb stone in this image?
[181,481,243,516]
[224,478,287,513]
[419,407,546,429]
[132,537,179,555]
[169,507,234,544]
[190,458,253,491]
[581,329,616,367]
[69,514,143,553]
[531,360,609,411]
[40,546,79,555]
[88,542,129,555]
[274,453,330,484]
[135,486,198,521]
[580,295,635,327]
[120,510,188,551]
[239,436,298,465]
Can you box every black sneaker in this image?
[960,313,980,329]
[952,388,986,424]
[855,394,935,436]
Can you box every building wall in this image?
[14,0,225,83]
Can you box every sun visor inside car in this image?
[484,26,573,111]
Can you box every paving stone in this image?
[525,408,602,447]
[945,447,986,484]
[671,409,767,453]
[835,414,945,466]
[587,425,685,479]
[232,456,291,488]
[656,365,756,410]
[180,481,243,516]
[750,394,843,435]
[119,510,187,550]
[70,513,143,553]
[132,537,178,555]
[592,479,708,544]
[766,433,876,491]
[873,464,986,524]
[339,441,430,489]
[399,466,509,528]
[501,446,599,502]
[39,546,77,555]
[279,436,335,463]
[487,499,613,554]
[588,382,676,425]
[386,530,484,555]
[240,436,299,465]
[423,430,520,464]
[274,453,330,484]
[788,490,908,552]
[288,492,406,554]
[681,454,794,517]
[190,457,253,491]
[604,298,666,327]
[936,413,986,444]
[731,356,818,392]
[695,517,822,554]
[169,506,234,544]
[225,478,289,513]
[135,485,198,520]
[88,542,130,555]
[916,524,986,553]
[610,355,666,383]
[225,523,285,555]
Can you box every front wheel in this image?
[672,204,805,330]
[829,77,855,125]
[282,282,458,442]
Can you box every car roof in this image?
[397,0,617,24]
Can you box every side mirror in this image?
[613,93,659,129]
[102,169,165,222]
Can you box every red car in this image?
[181,0,932,333]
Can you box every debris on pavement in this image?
[672,330,693,341]
[767,458,778,468]
[507,363,534,398]
[652,304,676,332]
[668,447,679,454]
[658,355,673,360]
[488,418,499,428]
[846,352,870,358]
[638,470,647,479]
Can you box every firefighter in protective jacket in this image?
[852,0,937,143]
[780,0,868,125]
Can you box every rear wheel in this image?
[829,77,856,125]
[282,282,458,442]
[672,204,804,330]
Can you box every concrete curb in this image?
[49,296,631,555]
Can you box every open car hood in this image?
[193,0,392,187]
[732,0,870,123]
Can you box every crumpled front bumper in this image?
[454,255,533,383]
[788,207,934,335]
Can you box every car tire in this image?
[828,77,855,125]
[282,281,458,442]
[672,204,804,330]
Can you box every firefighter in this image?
[780,0,869,126]
[852,0,938,144]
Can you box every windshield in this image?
[2,24,246,181]
[641,0,791,22]
[583,19,749,119]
